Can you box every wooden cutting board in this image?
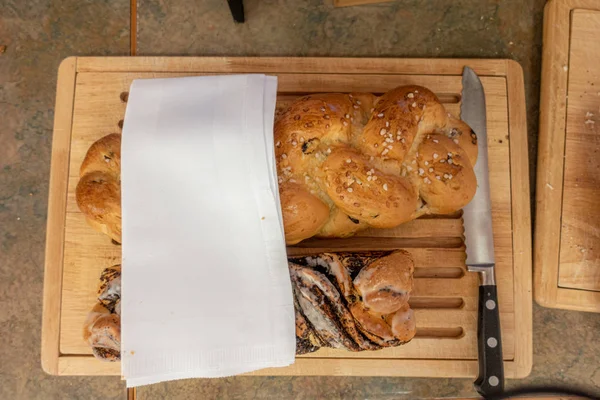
[41,57,532,378]
[536,0,600,312]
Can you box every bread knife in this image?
[460,66,504,396]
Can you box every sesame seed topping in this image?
[380,128,387,135]
[387,145,393,150]
[343,121,348,126]
[276,141,281,147]
[292,141,297,146]
[443,174,449,179]
[327,148,332,154]
[448,159,454,164]
[321,107,326,112]
[372,176,378,181]
[367,170,372,176]
[424,177,431,184]
[400,138,406,143]
[382,149,389,155]
[424,161,429,166]
[370,156,374,161]
[383,183,388,191]
[278,177,283,183]
[412,160,416,164]
[385,121,390,127]
[415,115,420,122]
[429,167,433,172]
[346,159,352,163]
[345,114,350,119]
[406,166,412,171]
[433,153,439,159]
[412,102,417,108]
[349,94,353,98]
[448,174,453,179]
[448,153,452,157]
[353,105,359,109]
[347,187,353,192]
[415,90,419,93]
[356,100,362,105]
[281,153,287,159]
[370,108,375,113]
[374,143,379,148]
[440,159,446,163]
[324,115,330,119]
[289,179,297,183]
[418,168,424,175]
[396,136,401,141]
[436,176,441,180]
[386,138,393,143]
[433,139,439,143]
[378,113,384,118]
[367,176,372,181]
[407,93,414,98]
[453,139,459,144]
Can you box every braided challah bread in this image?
[76,85,477,245]
[84,252,415,360]
[76,133,122,243]
[275,85,478,244]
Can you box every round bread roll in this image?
[76,133,122,243]
[275,86,477,244]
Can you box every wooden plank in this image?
[75,57,510,76]
[41,57,78,375]
[535,0,600,313]
[558,10,600,292]
[506,59,533,378]
[356,219,463,238]
[42,57,529,378]
[56,355,520,378]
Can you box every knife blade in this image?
[461,66,504,397]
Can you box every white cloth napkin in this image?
[120,74,295,387]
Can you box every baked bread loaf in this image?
[84,252,415,360]
[76,133,122,243]
[83,265,121,361]
[275,86,478,244]
[76,85,477,245]
[292,251,415,354]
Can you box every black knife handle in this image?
[475,284,504,397]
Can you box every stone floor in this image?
[1,0,599,398]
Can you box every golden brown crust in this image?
[389,303,416,342]
[354,250,414,314]
[415,135,477,214]
[83,303,121,362]
[275,86,478,244]
[279,182,329,245]
[76,134,122,243]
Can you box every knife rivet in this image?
[486,299,496,310]
[489,376,500,387]
[487,337,498,348]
